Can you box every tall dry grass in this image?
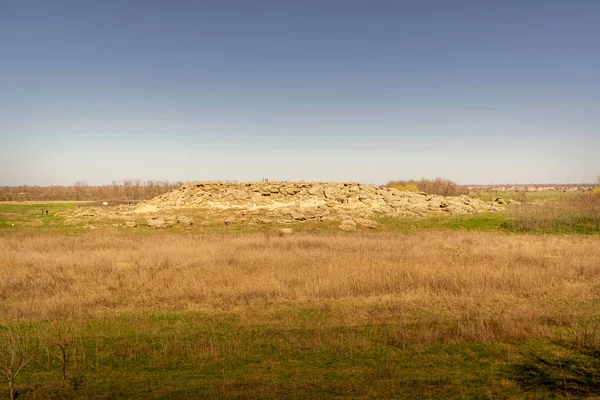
[2,232,599,344]
[509,193,600,233]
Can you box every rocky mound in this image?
[134,182,503,221]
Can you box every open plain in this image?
[4,1,600,397]
[1,183,599,399]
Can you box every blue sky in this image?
[1,0,599,185]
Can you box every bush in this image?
[394,184,419,192]
[385,178,467,196]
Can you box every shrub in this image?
[0,327,39,400]
[394,184,419,192]
[385,178,468,196]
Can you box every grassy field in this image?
[1,196,599,399]
[470,190,581,202]
[1,201,512,236]
[0,202,82,232]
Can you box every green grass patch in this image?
[471,190,580,202]
[3,310,598,399]
[376,212,510,233]
[0,202,82,233]
[2,199,597,237]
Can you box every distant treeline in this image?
[384,177,468,196]
[0,180,182,201]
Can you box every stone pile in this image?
[134,182,503,226]
[146,214,194,229]
[67,207,195,229]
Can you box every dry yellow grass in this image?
[509,192,600,233]
[2,231,599,345]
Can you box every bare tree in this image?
[0,327,39,400]
[0,181,182,202]
[45,320,77,387]
[74,181,87,201]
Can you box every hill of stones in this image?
[130,181,504,230]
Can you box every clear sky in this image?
[1,0,599,185]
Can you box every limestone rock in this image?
[338,219,357,231]
[290,212,307,221]
[147,218,168,229]
[177,215,194,226]
[134,204,158,214]
[354,217,377,229]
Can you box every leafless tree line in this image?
[0,180,182,202]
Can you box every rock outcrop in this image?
[134,181,503,222]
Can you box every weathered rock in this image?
[147,218,168,229]
[338,219,357,231]
[290,212,307,221]
[341,219,357,227]
[177,215,194,226]
[124,220,137,228]
[324,187,343,201]
[307,185,323,196]
[428,197,449,209]
[409,203,430,213]
[134,204,157,214]
[279,227,294,236]
[338,223,356,231]
[354,217,377,229]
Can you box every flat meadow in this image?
[1,194,599,399]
